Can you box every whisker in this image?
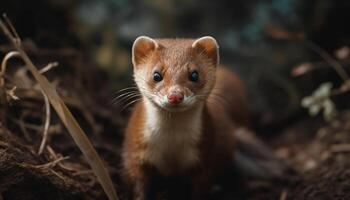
[122,98,141,111]
[112,91,139,101]
[114,86,138,95]
[119,94,142,104]
[113,94,142,106]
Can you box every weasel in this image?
[122,36,249,200]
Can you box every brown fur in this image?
[122,37,249,200]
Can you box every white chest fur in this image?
[142,99,202,176]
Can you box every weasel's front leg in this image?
[134,181,153,200]
[133,167,161,200]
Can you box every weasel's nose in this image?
[167,92,184,104]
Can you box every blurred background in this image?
[2,0,350,134]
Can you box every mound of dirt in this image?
[0,129,97,200]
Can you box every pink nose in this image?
[167,92,184,104]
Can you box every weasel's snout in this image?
[167,92,184,104]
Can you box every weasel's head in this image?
[132,36,219,112]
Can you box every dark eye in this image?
[153,72,163,82]
[189,71,199,82]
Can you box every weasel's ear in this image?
[192,36,219,66]
[132,36,160,66]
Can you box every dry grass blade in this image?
[0,15,118,200]
[36,156,70,168]
[38,90,50,155]
[40,62,59,74]
[2,51,55,155]
[1,51,20,87]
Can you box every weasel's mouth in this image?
[149,95,197,112]
[152,99,191,112]
[161,104,189,112]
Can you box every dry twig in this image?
[40,62,59,74]
[1,51,52,154]
[36,156,70,169]
[49,168,66,181]
[46,145,75,171]
[305,41,349,81]
[38,85,51,155]
[0,51,20,87]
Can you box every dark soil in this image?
[0,130,87,200]
[271,113,350,200]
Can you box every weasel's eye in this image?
[189,71,199,82]
[153,72,163,82]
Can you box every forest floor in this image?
[248,112,350,200]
